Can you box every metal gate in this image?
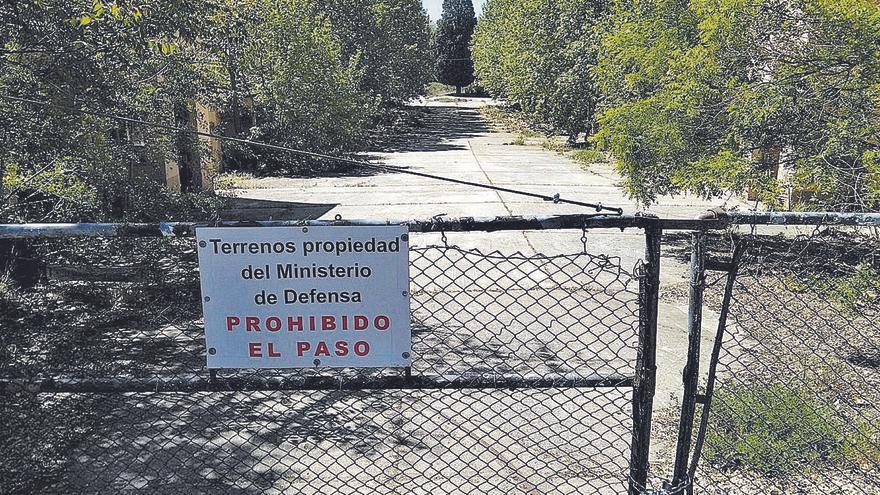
[0,215,661,494]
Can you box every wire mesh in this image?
[691,226,880,494]
[0,231,642,494]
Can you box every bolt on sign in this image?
[196,226,411,368]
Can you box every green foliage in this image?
[3,162,92,206]
[426,82,456,97]
[322,0,433,105]
[479,106,542,138]
[706,382,878,475]
[1,0,434,221]
[541,138,568,154]
[786,261,880,312]
[473,0,606,141]
[0,0,212,222]
[596,0,880,208]
[435,0,476,91]
[570,148,607,166]
[231,0,376,174]
[541,139,608,168]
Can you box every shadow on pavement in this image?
[374,105,489,153]
[219,197,338,221]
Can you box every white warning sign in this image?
[196,226,411,368]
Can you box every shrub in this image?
[232,0,377,174]
[705,382,877,475]
[596,0,880,208]
[473,0,606,142]
[786,261,880,312]
[571,149,606,165]
[322,0,433,106]
[0,1,212,222]
[479,106,543,137]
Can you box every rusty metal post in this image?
[629,224,661,495]
[672,231,706,490]
[688,242,745,482]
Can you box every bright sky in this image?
[421,0,483,22]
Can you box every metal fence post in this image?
[672,231,706,491]
[688,242,744,482]
[629,224,661,495]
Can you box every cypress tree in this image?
[435,0,476,94]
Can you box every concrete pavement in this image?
[224,97,737,406]
[207,97,742,491]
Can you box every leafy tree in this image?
[201,0,433,174]
[222,0,377,174]
[0,1,215,222]
[435,0,476,94]
[473,0,606,141]
[597,0,880,209]
[321,0,433,105]
[1,0,436,214]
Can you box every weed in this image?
[786,261,880,312]
[426,82,456,97]
[540,139,608,168]
[215,172,256,190]
[705,382,879,475]
[841,420,880,469]
[570,149,607,165]
[540,139,565,153]
[480,106,541,138]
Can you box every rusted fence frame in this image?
[670,232,706,491]
[687,242,745,487]
[629,224,662,495]
[0,372,633,395]
[4,210,879,240]
[0,214,662,495]
[0,214,720,239]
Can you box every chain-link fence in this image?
[0,223,647,495]
[675,219,880,494]
[6,213,878,494]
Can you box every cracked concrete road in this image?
[225,96,737,406]
[227,97,733,221]
[208,97,742,490]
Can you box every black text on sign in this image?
[196,226,411,368]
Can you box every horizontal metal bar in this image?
[3,211,877,240]
[726,211,880,226]
[0,215,724,238]
[0,223,162,239]
[1,372,633,394]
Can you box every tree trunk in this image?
[173,102,197,192]
[228,53,240,136]
[0,239,42,289]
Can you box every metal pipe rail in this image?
[0,214,695,238]
[1,211,878,239]
[725,211,880,226]
[0,372,633,394]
